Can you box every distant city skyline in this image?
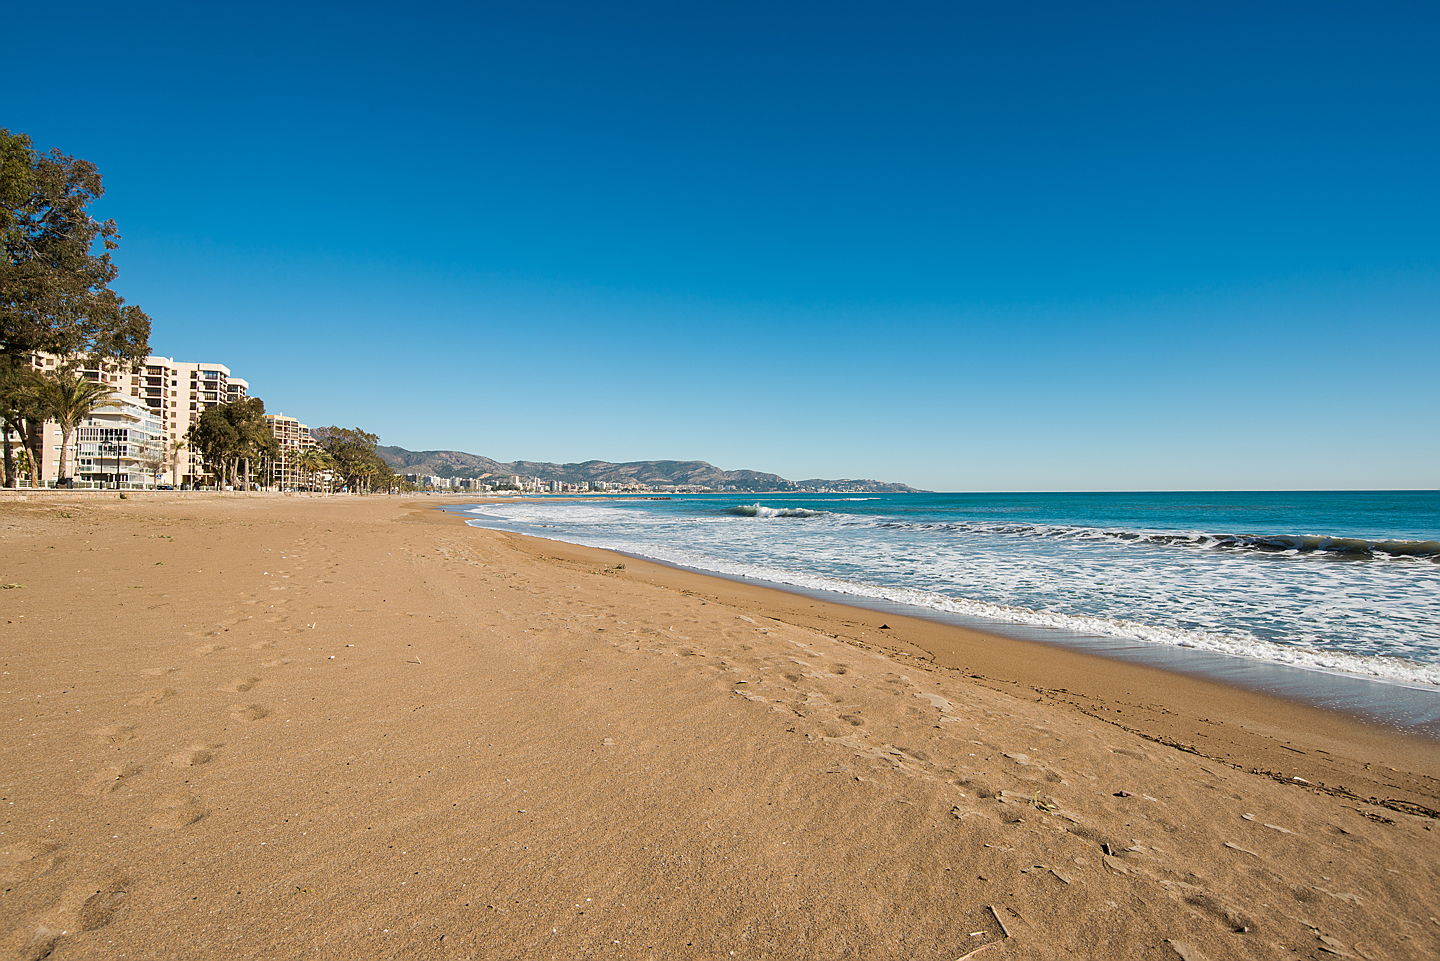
[10,2,1438,491]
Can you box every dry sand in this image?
[1,493,1437,960]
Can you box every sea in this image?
[457,490,1440,729]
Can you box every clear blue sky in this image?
[11,1,1438,490]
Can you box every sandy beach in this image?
[2,493,1437,960]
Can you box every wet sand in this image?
[2,493,1437,960]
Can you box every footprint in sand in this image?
[165,743,222,768]
[72,874,132,930]
[1183,891,1255,934]
[192,643,226,656]
[89,724,137,745]
[149,793,206,829]
[126,688,174,707]
[260,657,291,668]
[220,676,261,693]
[914,691,956,714]
[230,704,271,722]
[248,639,276,650]
[89,763,143,796]
[0,839,65,883]
[19,873,132,961]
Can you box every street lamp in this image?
[99,441,122,490]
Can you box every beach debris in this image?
[953,943,997,960]
[1113,790,1133,797]
[1,583,23,590]
[1223,842,1259,857]
[878,624,891,630]
[985,904,1013,939]
[602,737,615,747]
[1315,933,1357,957]
[1263,823,1293,834]
[1164,940,1208,961]
[1048,867,1072,884]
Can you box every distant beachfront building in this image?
[69,395,166,489]
[68,354,247,486]
[7,391,165,489]
[265,413,317,489]
[15,352,299,488]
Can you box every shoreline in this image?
[436,509,1440,814]
[4,493,1438,959]
[449,504,1440,737]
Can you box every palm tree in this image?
[37,370,118,487]
[296,448,334,492]
[166,437,187,487]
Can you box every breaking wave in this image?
[870,519,1440,561]
[726,504,829,519]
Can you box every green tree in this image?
[35,369,118,486]
[188,397,277,488]
[313,426,392,493]
[296,447,336,492]
[1,129,151,487]
[187,405,240,487]
[0,364,46,486]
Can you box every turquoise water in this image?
[462,491,1440,689]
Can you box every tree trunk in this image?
[56,427,73,486]
[2,429,13,488]
[23,419,42,487]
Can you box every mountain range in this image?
[376,445,921,493]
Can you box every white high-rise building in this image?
[76,355,245,486]
[264,413,317,489]
[69,395,166,489]
[17,353,251,486]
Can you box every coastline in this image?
[452,500,1440,736]
[2,494,1437,960]
[445,510,1440,805]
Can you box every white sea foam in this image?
[462,500,1440,689]
[726,504,828,518]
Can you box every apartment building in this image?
[83,355,244,486]
[265,413,317,489]
[70,395,166,489]
[18,353,250,486]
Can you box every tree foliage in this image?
[0,129,150,361]
[296,447,336,491]
[188,397,278,488]
[35,369,118,484]
[0,363,46,485]
[312,426,397,493]
[1,129,150,487]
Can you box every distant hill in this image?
[377,445,922,493]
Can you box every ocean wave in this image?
[726,504,829,519]
[868,518,1440,561]
[459,518,1440,689]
